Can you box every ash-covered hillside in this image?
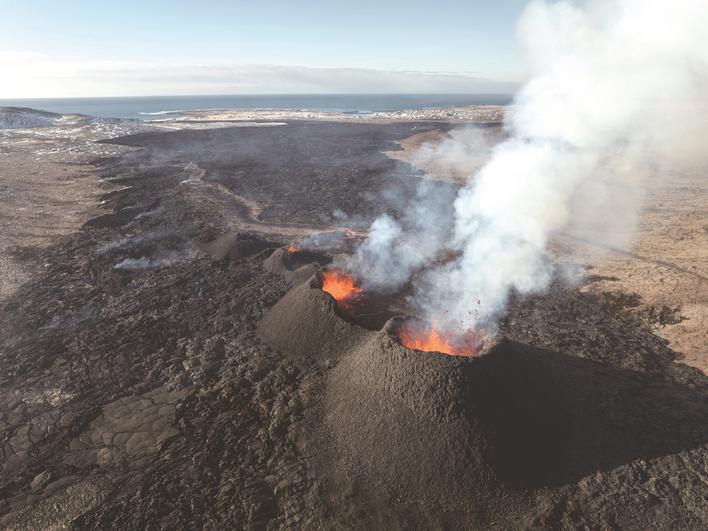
[0,121,706,530]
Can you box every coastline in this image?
[141,105,506,125]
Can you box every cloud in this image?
[0,54,518,98]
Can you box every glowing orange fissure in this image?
[321,271,363,302]
[398,321,480,357]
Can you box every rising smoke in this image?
[346,179,457,291]
[350,0,708,334]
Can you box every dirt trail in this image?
[180,161,368,241]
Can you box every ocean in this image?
[0,94,512,120]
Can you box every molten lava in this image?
[321,271,363,303]
[397,321,480,357]
[287,243,298,253]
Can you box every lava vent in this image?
[264,246,331,285]
[258,271,369,362]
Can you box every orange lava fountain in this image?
[397,321,480,357]
[321,271,363,303]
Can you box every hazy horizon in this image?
[0,91,515,101]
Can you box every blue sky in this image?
[0,0,531,97]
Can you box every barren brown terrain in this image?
[0,118,706,529]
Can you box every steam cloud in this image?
[349,0,708,334]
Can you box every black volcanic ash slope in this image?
[260,266,708,530]
[0,122,705,530]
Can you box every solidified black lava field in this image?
[1,122,706,529]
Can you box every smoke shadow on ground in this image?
[466,342,708,488]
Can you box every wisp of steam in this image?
[347,0,708,335]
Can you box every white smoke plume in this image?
[406,126,502,185]
[113,252,181,270]
[352,0,708,334]
[345,179,457,291]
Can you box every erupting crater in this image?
[317,270,409,330]
[320,270,363,306]
[263,246,331,285]
[396,319,483,357]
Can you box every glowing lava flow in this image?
[287,243,298,253]
[397,321,480,357]
[321,271,363,303]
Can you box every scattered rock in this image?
[30,470,51,491]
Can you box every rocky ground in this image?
[0,117,706,529]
